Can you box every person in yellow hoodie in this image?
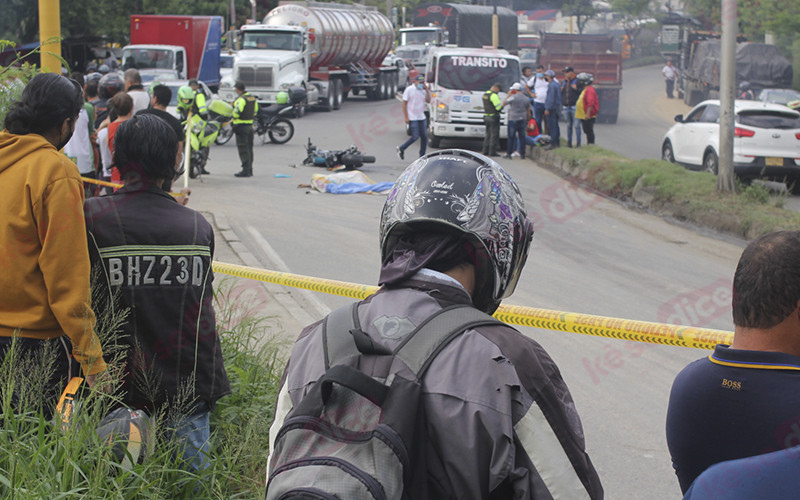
[0,73,106,417]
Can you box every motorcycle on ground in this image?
[186,99,234,178]
[302,137,376,170]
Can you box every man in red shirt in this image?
[574,73,599,145]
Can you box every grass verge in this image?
[534,145,800,239]
[0,278,286,499]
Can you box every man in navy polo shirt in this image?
[666,231,800,494]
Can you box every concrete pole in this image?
[230,0,237,29]
[492,5,499,48]
[717,0,737,193]
[251,0,256,23]
[38,0,61,73]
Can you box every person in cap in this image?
[502,82,530,159]
[482,82,503,156]
[396,74,431,160]
[268,149,603,499]
[561,66,581,147]
[543,70,562,149]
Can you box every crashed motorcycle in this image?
[302,137,376,170]
[186,100,234,178]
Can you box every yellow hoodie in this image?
[0,129,105,376]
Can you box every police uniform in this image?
[482,87,502,156]
[233,90,258,177]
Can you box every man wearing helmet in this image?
[268,150,603,499]
[738,81,755,100]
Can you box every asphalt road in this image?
[188,74,749,498]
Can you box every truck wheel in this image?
[377,74,387,100]
[429,129,441,148]
[390,76,398,97]
[323,85,335,112]
[333,80,343,110]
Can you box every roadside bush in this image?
[534,145,800,238]
[0,278,285,499]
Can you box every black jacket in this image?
[84,181,230,412]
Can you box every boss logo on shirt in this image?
[721,378,742,391]
[99,245,210,287]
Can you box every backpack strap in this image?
[395,305,503,378]
[322,303,360,370]
[323,302,504,377]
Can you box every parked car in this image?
[162,80,215,119]
[757,88,800,107]
[382,53,418,92]
[661,100,800,185]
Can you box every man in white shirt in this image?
[527,64,550,134]
[397,75,432,160]
[662,60,678,99]
[124,68,150,113]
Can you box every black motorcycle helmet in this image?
[98,72,124,99]
[380,149,534,314]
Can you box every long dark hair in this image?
[4,73,83,135]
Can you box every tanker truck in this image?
[218,1,397,112]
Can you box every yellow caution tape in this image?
[211,261,734,350]
[81,176,186,198]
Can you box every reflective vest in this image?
[233,93,258,124]
[483,90,501,116]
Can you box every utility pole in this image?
[492,4,499,48]
[39,0,61,73]
[230,0,237,30]
[717,0,737,193]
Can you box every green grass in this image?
[0,278,287,499]
[538,145,800,238]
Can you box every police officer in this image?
[482,82,502,157]
[233,81,258,178]
[188,79,209,119]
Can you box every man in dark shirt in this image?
[136,84,187,199]
[84,114,229,471]
[666,231,800,493]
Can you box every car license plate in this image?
[765,157,783,166]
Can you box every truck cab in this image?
[396,26,447,71]
[219,24,318,106]
[121,44,188,83]
[425,47,520,147]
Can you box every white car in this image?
[661,99,800,184]
[382,53,412,92]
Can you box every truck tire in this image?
[333,79,343,110]
[322,84,335,112]
[429,128,441,148]
[390,76,398,97]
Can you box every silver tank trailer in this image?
[263,2,393,70]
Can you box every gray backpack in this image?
[266,303,502,500]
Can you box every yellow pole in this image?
[184,112,192,188]
[38,0,62,73]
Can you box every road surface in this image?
[187,74,749,498]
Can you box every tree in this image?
[561,0,598,35]
[610,0,655,57]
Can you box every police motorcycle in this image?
[302,137,376,170]
[215,87,306,145]
[178,87,234,178]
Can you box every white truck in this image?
[218,1,398,111]
[424,46,521,148]
[396,26,448,71]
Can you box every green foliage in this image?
[540,145,800,238]
[0,40,41,127]
[561,0,598,34]
[0,277,286,498]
